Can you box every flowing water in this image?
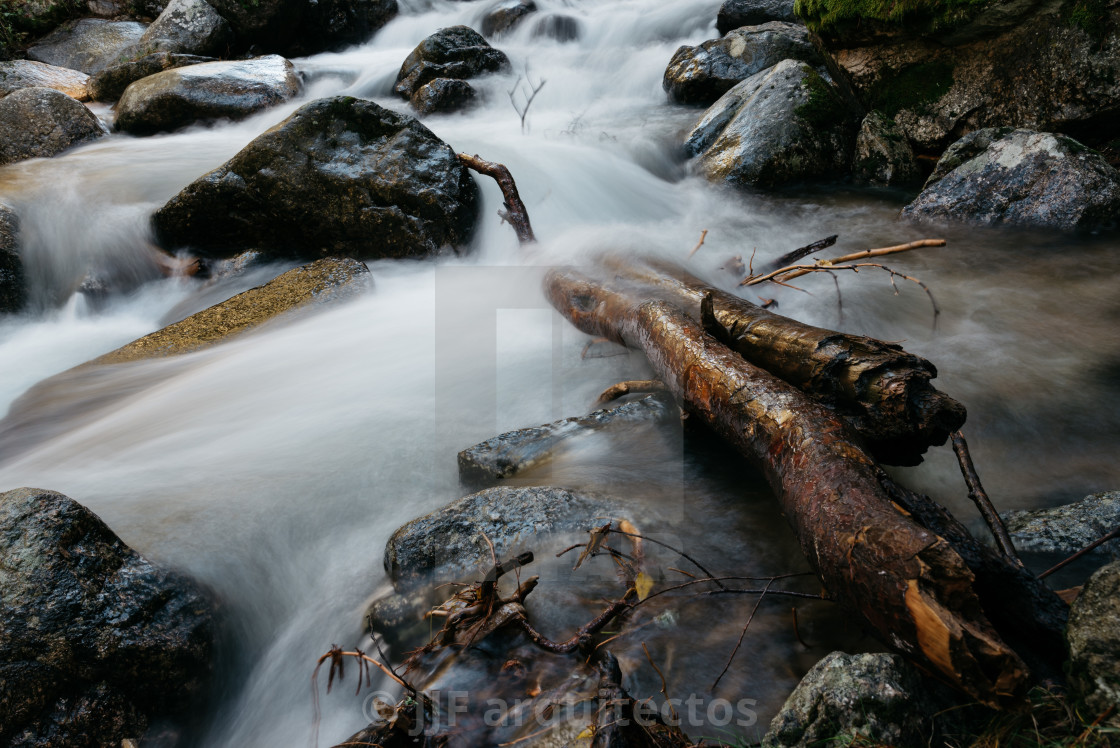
[1,0,1119,744]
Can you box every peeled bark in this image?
[545,266,1034,708]
[597,255,966,466]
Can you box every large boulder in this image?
[0,204,24,314]
[717,0,798,34]
[394,25,510,99]
[902,128,1120,231]
[763,652,958,747]
[136,0,232,56]
[685,59,855,188]
[92,257,372,364]
[88,51,213,101]
[481,0,536,37]
[0,87,104,166]
[114,54,301,134]
[27,19,148,76]
[0,487,214,747]
[1003,491,1120,557]
[384,486,624,592]
[153,96,479,260]
[0,59,90,100]
[853,110,920,185]
[1068,560,1120,722]
[206,0,397,56]
[802,0,1120,152]
[663,22,819,105]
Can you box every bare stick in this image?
[741,239,946,286]
[711,577,774,690]
[457,153,535,244]
[687,229,709,258]
[950,431,1024,568]
[764,234,838,271]
[1038,526,1120,580]
[642,642,678,721]
[593,379,668,407]
[508,69,546,133]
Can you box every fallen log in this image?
[596,255,965,465]
[545,266,1050,708]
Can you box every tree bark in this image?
[596,255,966,466]
[545,266,1036,708]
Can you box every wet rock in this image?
[0,205,24,314]
[114,54,301,134]
[902,129,1120,231]
[137,0,232,56]
[153,96,479,260]
[0,487,214,747]
[0,59,90,100]
[394,25,510,99]
[1068,560,1120,721]
[88,51,214,102]
[717,0,798,34]
[531,14,580,42]
[206,0,397,56]
[481,0,536,37]
[92,257,371,364]
[1002,491,1120,558]
[664,22,819,105]
[4,0,87,38]
[27,19,148,76]
[410,77,475,115]
[763,651,957,747]
[88,0,131,16]
[458,394,676,491]
[685,59,855,189]
[0,87,104,167]
[812,5,1120,152]
[853,110,920,186]
[385,486,625,592]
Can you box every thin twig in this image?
[606,528,728,590]
[791,607,810,648]
[1038,526,1120,580]
[687,229,709,258]
[642,642,678,721]
[950,431,1024,568]
[741,238,945,286]
[711,578,773,690]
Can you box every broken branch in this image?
[458,153,536,244]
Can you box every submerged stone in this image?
[1003,491,1120,557]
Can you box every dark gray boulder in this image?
[410,77,475,115]
[458,394,676,491]
[385,486,624,592]
[0,487,214,747]
[0,87,104,166]
[763,652,958,747]
[153,96,479,260]
[1003,491,1120,558]
[27,19,148,76]
[717,0,798,34]
[395,25,510,99]
[685,59,855,188]
[531,14,580,41]
[137,0,232,56]
[88,52,214,102]
[481,0,536,37]
[114,54,301,134]
[664,22,819,105]
[0,59,90,100]
[0,204,24,314]
[853,110,920,186]
[902,129,1120,231]
[206,0,397,56]
[1068,560,1120,722]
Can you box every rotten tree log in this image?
[545,266,1055,708]
[596,255,966,465]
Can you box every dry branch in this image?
[742,239,946,286]
[458,153,536,244]
[545,266,1039,708]
[594,255,965,465]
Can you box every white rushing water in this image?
[2,0,1120,744]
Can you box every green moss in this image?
[795,67,848,127]
[1064,0,1109,39]
[795,0,992,35]
[868,61,954,117]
